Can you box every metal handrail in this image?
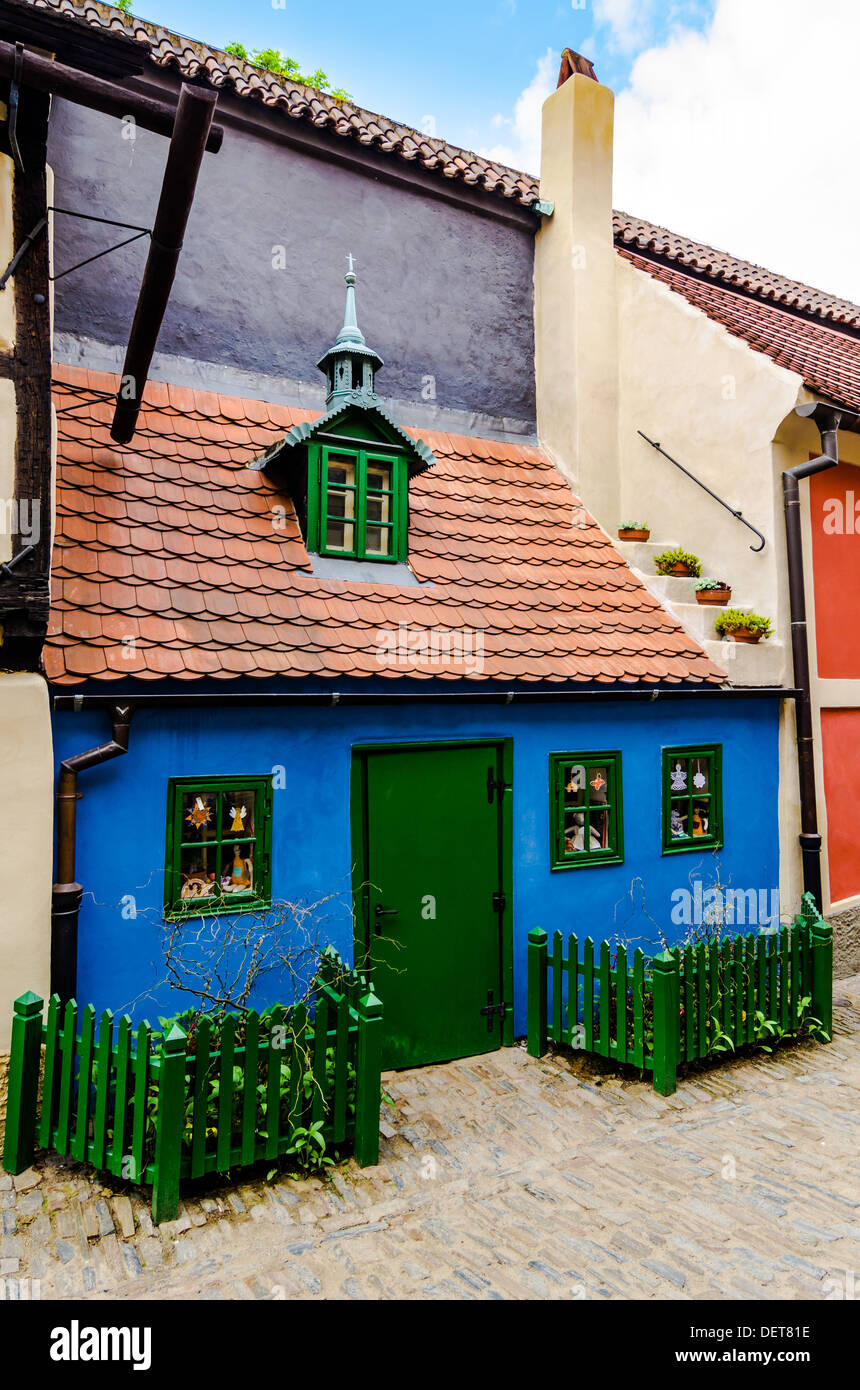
[636,430,767,552]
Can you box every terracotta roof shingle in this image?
[32,0,539,206]
[47,365,726,689]
[619,247,860,415]
[614,213,860,328]
[32,4,860,417]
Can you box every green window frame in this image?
[164,775,273,916]
[306,442,408,562]
[662,745,723,854]
[549,751,624,870]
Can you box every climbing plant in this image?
[225,43,350,99]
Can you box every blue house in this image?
[47,267,781,1068]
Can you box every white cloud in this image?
[611,0,860,301]
[480,47,558,173]
[593,0,659,54]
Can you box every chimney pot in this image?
[557,48,598,87]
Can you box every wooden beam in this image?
[0,82,51,668]
[111,83,217,445]
[0,39,223,151]
[0,0,148,80]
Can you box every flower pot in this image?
[696,587,732,605]
[665,562,696,577]
[618,528,650,542]
[723,627,762,644]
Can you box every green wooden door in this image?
[357,742,509,1070]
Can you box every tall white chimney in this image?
[534,51,620,526]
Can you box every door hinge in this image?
[492,890,506,914]
[487,765,506,803]
[479,990,510,1033]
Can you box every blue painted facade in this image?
[53,686,781,1038]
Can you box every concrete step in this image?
[618,547,785,688]
[614,539,680,571]
[670,600,754,644]
[704,637,789,688]
[630,568,701,604]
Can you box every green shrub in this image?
[225,42,350,99]
[714,608,774,639]
[653,547,702,577]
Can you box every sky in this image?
[133,0,860,302]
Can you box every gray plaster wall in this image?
[832,903,860,980]
[47,97,537,427]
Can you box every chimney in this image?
[534,51,619,525]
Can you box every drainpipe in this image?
[785,402,857,909]
[51,704,132,1001]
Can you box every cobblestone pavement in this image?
[3,978,860,1302]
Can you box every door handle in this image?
[374,904,398,937]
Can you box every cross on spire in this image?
[317,253,384,408]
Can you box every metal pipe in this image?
[53,686,798,713]
[637,430,768,552]
[785,401,858,908]
[51,704,133,1000]
[111,83,217,445]
[0,39,223,151]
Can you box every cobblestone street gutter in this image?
[2,979,859,1302]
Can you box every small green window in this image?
[165,776,273,915]
[307,443,407,562]
[662,745,723,854]
[550,752,624,870]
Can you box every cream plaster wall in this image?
[0,151,14,351]
[532,73,853,928]
[0,675,53,1052]
[615,259,803,625]
[535,73,620,525]
[0,154,55,1054]
[0,377,15,567]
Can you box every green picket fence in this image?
[2,949,383,1223]
[527,893,833,1095]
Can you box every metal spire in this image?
[335,252,366,347]
[317,253,384,407]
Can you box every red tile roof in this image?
[36,3,860,415]
[33,0,539,207]
[614,214,860,328]
[47,365,726,688]
[619,247,860,414]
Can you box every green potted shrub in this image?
[714,608,774,644]
[618,520,650,541]
[695,577,732,606]
[653,547,702,578]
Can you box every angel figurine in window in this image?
[670,762,688,792]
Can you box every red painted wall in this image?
[821,708,860,904]
[810,463,860,678]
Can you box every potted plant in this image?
[653,547,702,578]
[695,577,732,606]
[618,520,650,541]
[714,608,774,644]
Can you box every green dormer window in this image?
[307,443,408,562]
[251,254,436,565]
